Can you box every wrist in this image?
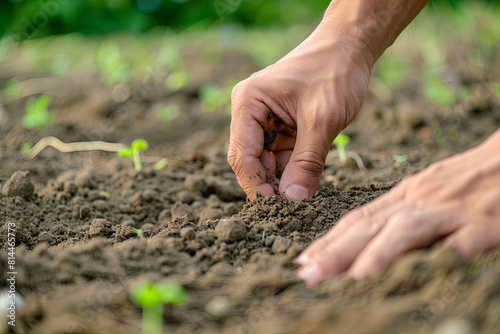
[315,0,429,66]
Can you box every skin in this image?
[228,0,500,286]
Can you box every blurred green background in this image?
[0,0,499,177]
[1,0,499,140]
[1,0,497,39]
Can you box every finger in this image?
[443,219,500,257]
[266,132,296,152]
[348,207,463,279]
[278,112,334,201]
[296,182,407,265]
[297,216,386,286]
[261,150,279,193]
[274,150,292,177]
[228,92,275,201]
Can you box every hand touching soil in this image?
[228,0,430,201]
[228,30,372,201]
[297,129,500,286]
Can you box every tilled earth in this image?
[2,31,500,334]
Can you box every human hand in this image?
[296,129,500,286]
[228,29,374,201]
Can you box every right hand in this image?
[228,29,375,201]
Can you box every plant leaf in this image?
[118,148,133,157]
[130,282,162,309]
[155,282,188,306]
[131,139,149,151]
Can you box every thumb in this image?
[278,117,335,201]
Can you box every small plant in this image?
[118,139,149,172]
[430,120,447,149]
[332,133,350,163]
[20,142,32,154]
[199,81,237,115]
[393,154,408,167]
[154,158,168,171]
[130,281,188,334]
[133,229,144,239]
[377,56,410,89]
[155,105,179,122]
[99,190,111,198]
[165,69,191,91]
[22,93,55,132]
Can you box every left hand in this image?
[296,129,500,286]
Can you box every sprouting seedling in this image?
[20,142,32,154]
[130,281,188,334]
[118,139,149,171]
[133,229,144,239]
[332,133,350,163]
[22,93,55,132]
[99,191,111,198]
[154,158,168,171]
[393,154,408,167]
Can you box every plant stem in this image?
[338,148,347,163]
[143,304,162,334]
[133,150,143,171]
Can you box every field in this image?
[1,4,500,334]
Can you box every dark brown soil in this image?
[2,32,500,334]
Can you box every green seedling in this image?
[332,133,350,163]
[155,105,179,122]
[199,81,237,115]
[154,158,168,171]
[133,229,144,239]
[22,93,55,132]
[99,191,110,198]
[118,139,149,171]
[165,69,191,91]
[393,154,408,167]
[430,120,447,149]
[130,281,188,334]
[20,142,32,154]
[377,56,410,89]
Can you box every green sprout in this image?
[118,139,149,172]
[393,154,408,167]
[377,56,410,89]
[155,105,179,122]
[130,281,188,334]
[154,158,168,171]
[430,120,447,149]
[332,133,350,163]
[20,142,32,154]
[133,229,144,239]
[165,69,191,91]
[199,81,237,115]
[99,191,110,198]
[22,93,55,132]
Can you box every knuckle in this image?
[388,210,418,232]
[292,150,325,178]
[231,80,251,103]
[227,146,241,171]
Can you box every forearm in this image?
[314,0,430,66]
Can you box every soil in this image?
[1,34,500,334]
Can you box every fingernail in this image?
[285,184,309,201]
[297,264,322,286]
[295,254,309,265]
[348,266,366,280]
